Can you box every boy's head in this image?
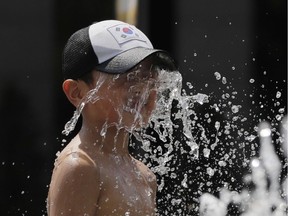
[62,20,177,131]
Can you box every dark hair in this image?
[77,70,94,85]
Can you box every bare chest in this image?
[96,162,156,215]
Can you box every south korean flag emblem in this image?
[108,24,146,44]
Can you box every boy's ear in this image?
[62,79,87,107]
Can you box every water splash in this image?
[199,118,288,216]
[62,101,85,136]
[62,74,107,135]
[132,70,209,164]
[62,67,169,137]
[130,68,286,215]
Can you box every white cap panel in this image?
[88,20,153,63]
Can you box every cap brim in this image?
[95,47,177,74]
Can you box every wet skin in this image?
[47,60,159,216]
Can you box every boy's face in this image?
[83,59,159,131]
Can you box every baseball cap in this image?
[63,20,177,80]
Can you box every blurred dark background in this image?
[0,0,286,215]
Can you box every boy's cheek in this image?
[85,99,118,120]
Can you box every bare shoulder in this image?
[48,146,100,215]
[55,146,97,169]
[50,144,100,188]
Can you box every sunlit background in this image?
[0,0,286,215]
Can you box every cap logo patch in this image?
[108,24,146,44]
[122,27,133,35]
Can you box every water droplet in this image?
[276,91,281,98]
[278,108,285,113]
[170,172,177,179]
[218,161,227,167]
[203,148,210,158]
[56,151,60,157]
[215,121,220,130]
[245,135,256,141]
[186,82,193,89]
[181,174,188,188]
[212,104,220,112]
[171,198,182,205]
[207,167,215,176]
[276,114,282,121]
[214,72,221,80]
[231,105,241,113]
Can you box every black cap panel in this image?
[62,27,99,80]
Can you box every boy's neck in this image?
[78,121,130,156]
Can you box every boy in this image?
[47,20,176,215]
